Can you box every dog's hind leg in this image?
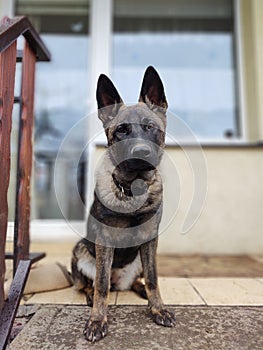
[131,277,147,299]
[71,240,96,306]
[71,254,95,306]
[83,279,94,307]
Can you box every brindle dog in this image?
[71,66,176,342]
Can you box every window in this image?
[15,0,90,219]
[12,0,239,221]
[113,0,238,141]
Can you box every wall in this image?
[93,146,263,255]
[253,0,263,140]
[158,146,263,254]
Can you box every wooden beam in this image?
[0,260,31,350]
[14,40,36,271]
[0,41,17,311]
[0,16,50,61]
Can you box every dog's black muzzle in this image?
[121,142,161,172]
[110,138,163,172]
[122,143,154,171]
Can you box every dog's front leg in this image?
[83,244,114,342]
[140,238,176,327]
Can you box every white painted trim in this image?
[0,0,14,17]
[87,0,113,218]
[89,0,113,117]
[90,131,253,148]
[234,0,247,141]
[86,140,96,211]
[7,220,83,243]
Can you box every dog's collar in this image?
[112,174,133,197]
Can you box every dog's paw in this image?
[152,308,176,327]
[83,319,108,342]
[85,293,94,307]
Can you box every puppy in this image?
[71,66,176,342]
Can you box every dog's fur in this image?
[71,66,176,342]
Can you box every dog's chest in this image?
[112,246,140,268]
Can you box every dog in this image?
[71,66,176,342]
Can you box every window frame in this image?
[233,0,247,143]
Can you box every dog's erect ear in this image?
[139,66,168,112]
[96,74,123,127]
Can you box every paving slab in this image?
[25,287,117,305]
[8,305,263,350]
[158,278,205,305]
[116,290,148,305]
[190,278,263,305]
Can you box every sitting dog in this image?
[71,66,176,342]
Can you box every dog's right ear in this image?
[96,74,123,127]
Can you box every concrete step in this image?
[8,304,263,350]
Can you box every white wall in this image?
[91,145,263,255]
[158,146,263,254]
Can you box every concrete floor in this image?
[8,305,263,350]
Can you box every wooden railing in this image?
[0,16,50,349]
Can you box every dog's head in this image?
[96,66,167,173]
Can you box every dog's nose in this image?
[131,144,151,158]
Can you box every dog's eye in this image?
[116,124,130,135]
[143,122,155,131]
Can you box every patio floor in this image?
[5,242,263,349]
[8,304,263,350]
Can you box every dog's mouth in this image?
[118,159,156,172]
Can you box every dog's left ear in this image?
[139,66,168,112]
[96,74,123,127]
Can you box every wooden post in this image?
[14,40,36,271]
[0,260,31,350]
[0,41,17,311]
